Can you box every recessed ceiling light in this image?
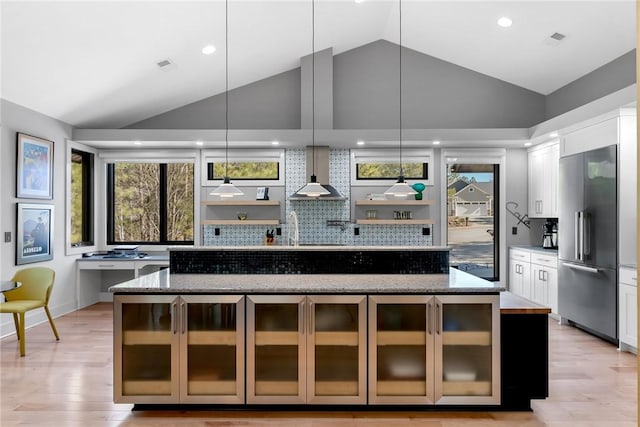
[524,142,532,147]
[497,17,513,28]
[202,45,216,55]
[432,140,441,145]
[549,132,559,138]
[271,141,279,145]
[134,140,142,145]
[196,141,204,146]
[355,0,366,4]
[357,140,365,146]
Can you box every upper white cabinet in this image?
[528,141,559,218]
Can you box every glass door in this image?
[246,295,306,404]
[307,295,367,404]
[434,295,500,405]
[114,295,179,404]
[446,163,499,280]
[180,295,245,403]
[368,295,435,404]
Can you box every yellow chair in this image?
[0,267,59,356]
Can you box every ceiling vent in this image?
[543,32,567,47]
[156,59,176,71]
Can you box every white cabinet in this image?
[508,248,558,315]
[528,142,559,218]
[618,113,637,266]
[619,267,637,353]
[530,253,558,315]
[509,249,531,300]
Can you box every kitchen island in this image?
[110,246,548,410]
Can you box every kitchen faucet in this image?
[288,211,299,246]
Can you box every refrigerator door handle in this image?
[574,211,581,261]
[562,262,600,274]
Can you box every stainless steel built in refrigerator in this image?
[558,144,617,342]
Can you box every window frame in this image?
[440,148,506,285]
[104,153,197,246]
[350,148,434,186]
[201,148,285,187]
[65,141,98,255]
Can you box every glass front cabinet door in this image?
[179,295,245,403]
[114,295,180,403]
[246,295,307,404]
[369,294,500,406]
[369,295,435,404]
[307,295,367,404]
[114,295,245,404]
[246,295,367,404]
[435,295,500,405]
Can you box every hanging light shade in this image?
[210,0,243,198]
[295,0,329,198]
[384,0,416,199]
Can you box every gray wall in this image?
[0,99,78,336]
[334,40,547,129]
[546,49,636,119]
[127,68,301,129]
[131,39,550,131]
[504,148,532,249]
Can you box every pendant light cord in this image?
[225,0,229,178]
[398,0,403,178]
[311,0,316,178]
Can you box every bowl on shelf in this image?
[237,212,248,220]
[444,371,476,382]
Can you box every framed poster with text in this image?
[16,203,54,265]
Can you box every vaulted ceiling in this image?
[1,0,636,129]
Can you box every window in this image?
[107,162,194,244]
[356,161,427,180]
[351,148,433,186]
[201,149,284,186]
[207,161,279,180]
[70,148,94,247]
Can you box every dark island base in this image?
[128,313,548,413]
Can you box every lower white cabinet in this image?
[509,249,531,300]
[114,295,245,404]
[619,267,637,353]
[246,294,368,404]
[368,294,500,405]
[509,248,558,315]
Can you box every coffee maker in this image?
[542,219,558,249]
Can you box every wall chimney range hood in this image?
[289,146,347,200]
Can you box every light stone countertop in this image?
[510,245,558,255]
[110,268,504,294]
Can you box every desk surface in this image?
[1,281,21,292]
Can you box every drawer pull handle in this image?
[98,264,115,268]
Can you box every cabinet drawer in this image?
[619,267,638,286]
[78,261,136,270]
[530,253,557,268]
[509,249,530,262]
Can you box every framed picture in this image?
[16,203,54,265]
[16,133,54,199]
[256,186,269,200]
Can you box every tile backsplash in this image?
[203,148,433,246]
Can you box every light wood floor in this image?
[1,303,637,426]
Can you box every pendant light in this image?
[210,0,244,198]
[384,0,416,198]
[295,0,330,198]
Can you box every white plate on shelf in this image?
[444,371,476,382]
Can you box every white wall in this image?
[1,100,78,337]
